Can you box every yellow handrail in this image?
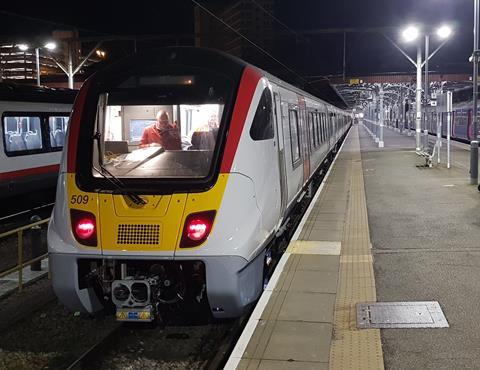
[0,218,50,293]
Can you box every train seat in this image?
[190,131,215,150]
[8,134,27,152]
[53,130,65,147]
[25,132,42,150]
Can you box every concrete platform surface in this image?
[227,126,383,370]
[360,125,480,369]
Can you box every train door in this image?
[272,89,288,220]
[297,96,310,184]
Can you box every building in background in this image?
[194,0,275,70]
[0,30,102,88]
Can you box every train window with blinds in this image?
[319,113,325,143]
[250,88,274,141]
[308,112,315,149]
[2,115,43,155]
[315,113,321,146]
[288,109,301,165]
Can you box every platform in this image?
[227,123,480,369]
[226,125,384,369]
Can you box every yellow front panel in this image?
[67,173,230,253]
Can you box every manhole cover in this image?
[357,301,449,329]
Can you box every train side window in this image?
[308,112,315,149]
[288,109,301,165]
[315,113,320,147]
[250,88,274,141]
[2,115,42,155]
[48,116,70,148]
[320,113,325,143]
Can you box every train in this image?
[48,47,351,321]
[395,86,480,142]
[0,83,76,199]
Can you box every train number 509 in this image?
[70,195,89,205]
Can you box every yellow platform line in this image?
[329,126,384,370]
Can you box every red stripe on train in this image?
[0,164,60,181]
[67,80,91,173]
[220,66,262,173]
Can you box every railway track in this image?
[0,202,54,234]
[60,315,247,370]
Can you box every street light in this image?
[17,44,29,51]
[437,25,452,40]
[402,26,420,43]
[17,41,57,87]
[394,24,453,151]
[44,42,57,51]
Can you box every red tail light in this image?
[180,211,216,248]
[71,209,97,246]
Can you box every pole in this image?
[471,0,479,184]
[425,35,430,108]
[35,48,40,87]
[343,31,347,82]
[67,43,74,89]
[447,90,452,169]
[416,42,422,151]
[379,85,384,147]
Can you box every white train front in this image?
[48,47,350,321]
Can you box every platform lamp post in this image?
[386,25,452,152]
[471,0,479,185]
[17,42,57,87]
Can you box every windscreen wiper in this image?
[93,132,146,206]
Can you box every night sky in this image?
[0,0,475,77]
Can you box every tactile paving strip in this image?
[329,126,384,370]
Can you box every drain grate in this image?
[357,301,449,329]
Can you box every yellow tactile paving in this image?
[329,126,384,370]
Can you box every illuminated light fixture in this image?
[437,25,452,39]
[75,218,95,239]
[44,42,57,50]
[17,44,29,51]
[95,49,106,58]
[71,209,97,246]
[402,25,420,42]
[180,210,216,248]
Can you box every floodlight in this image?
[402,26,419,42]
[44,42,57,50]
[437,25,452,39]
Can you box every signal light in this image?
[71,209,97,246]
[180,211,216,248]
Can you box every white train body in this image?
[0,85,75,198]
[48,48,350,320]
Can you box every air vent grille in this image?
[117,224,160,245]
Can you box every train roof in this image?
[92,47,348,111]
[0,82,77,104]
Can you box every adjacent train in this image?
[48,47,351,321]
[0,83,76,198]
[404,87,480,142]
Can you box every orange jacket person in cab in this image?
[139,111,181,150]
